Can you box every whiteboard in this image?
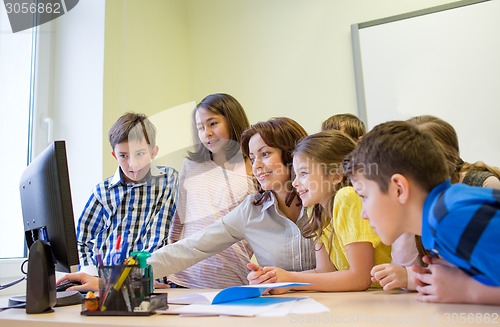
[352,0,500,166]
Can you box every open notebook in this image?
[168,282,310,305]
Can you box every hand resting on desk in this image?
[246,263,289,295]
[370,263,409,291]
[56,272,99,292]
[247,263,276,284]
[413,255,500,306]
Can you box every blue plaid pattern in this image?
[76,165,178,268]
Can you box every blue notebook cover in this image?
[168,282,310,305]
[212,282,309,304]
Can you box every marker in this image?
[111,235,123,265]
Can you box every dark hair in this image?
[343,120,449,193]
[241,117,308,208]
[294,130,357,240]
[187,93,250,163]
[321,113,366,140]
[108,112,156,149]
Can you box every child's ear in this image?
[330,173,344,186]
[150,145,159,159]
[390,173,410,204]
[111,151,117,160]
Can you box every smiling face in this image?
[292,154,335,208]
[112,138,158,183]
[248,133,290,194]
[350,172,405,245]
[195,107,231,159]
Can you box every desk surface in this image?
[1,289,499,327]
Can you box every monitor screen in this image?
[19,140,79,273]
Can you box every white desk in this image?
[1,289,499,327]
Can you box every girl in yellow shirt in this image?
[247,130,391,292]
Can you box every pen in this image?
[96,252,104,267]
[121,286,132,312]
[101,256,137,311]
[120,240,128,263]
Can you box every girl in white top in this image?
[167,93,256,288]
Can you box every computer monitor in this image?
[18,140,80,313]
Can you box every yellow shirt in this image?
[318,186,392,288]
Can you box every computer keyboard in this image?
[55,291,83,306]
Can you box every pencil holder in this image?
[81,262,165,316]
[98,264,142,312]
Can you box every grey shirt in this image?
[149,192,316,279]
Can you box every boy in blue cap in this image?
[343,120,500,305]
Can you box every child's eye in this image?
[249,157,255,164]
[136,152,145,157]
[119,154,128,159]
[197,126,204,131]
[262,151,270,157]
[300,172,308,176]
[210,121,218,126]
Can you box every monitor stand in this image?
[11,239,84,313]
[7,240,84,312]
[9,291,83,308]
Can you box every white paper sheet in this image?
[157,296,330,317]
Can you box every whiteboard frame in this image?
[351,0,490,126]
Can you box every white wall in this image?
[185,0,458,134]
[44,0,105,217]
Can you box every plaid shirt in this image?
[76,165,178,273]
